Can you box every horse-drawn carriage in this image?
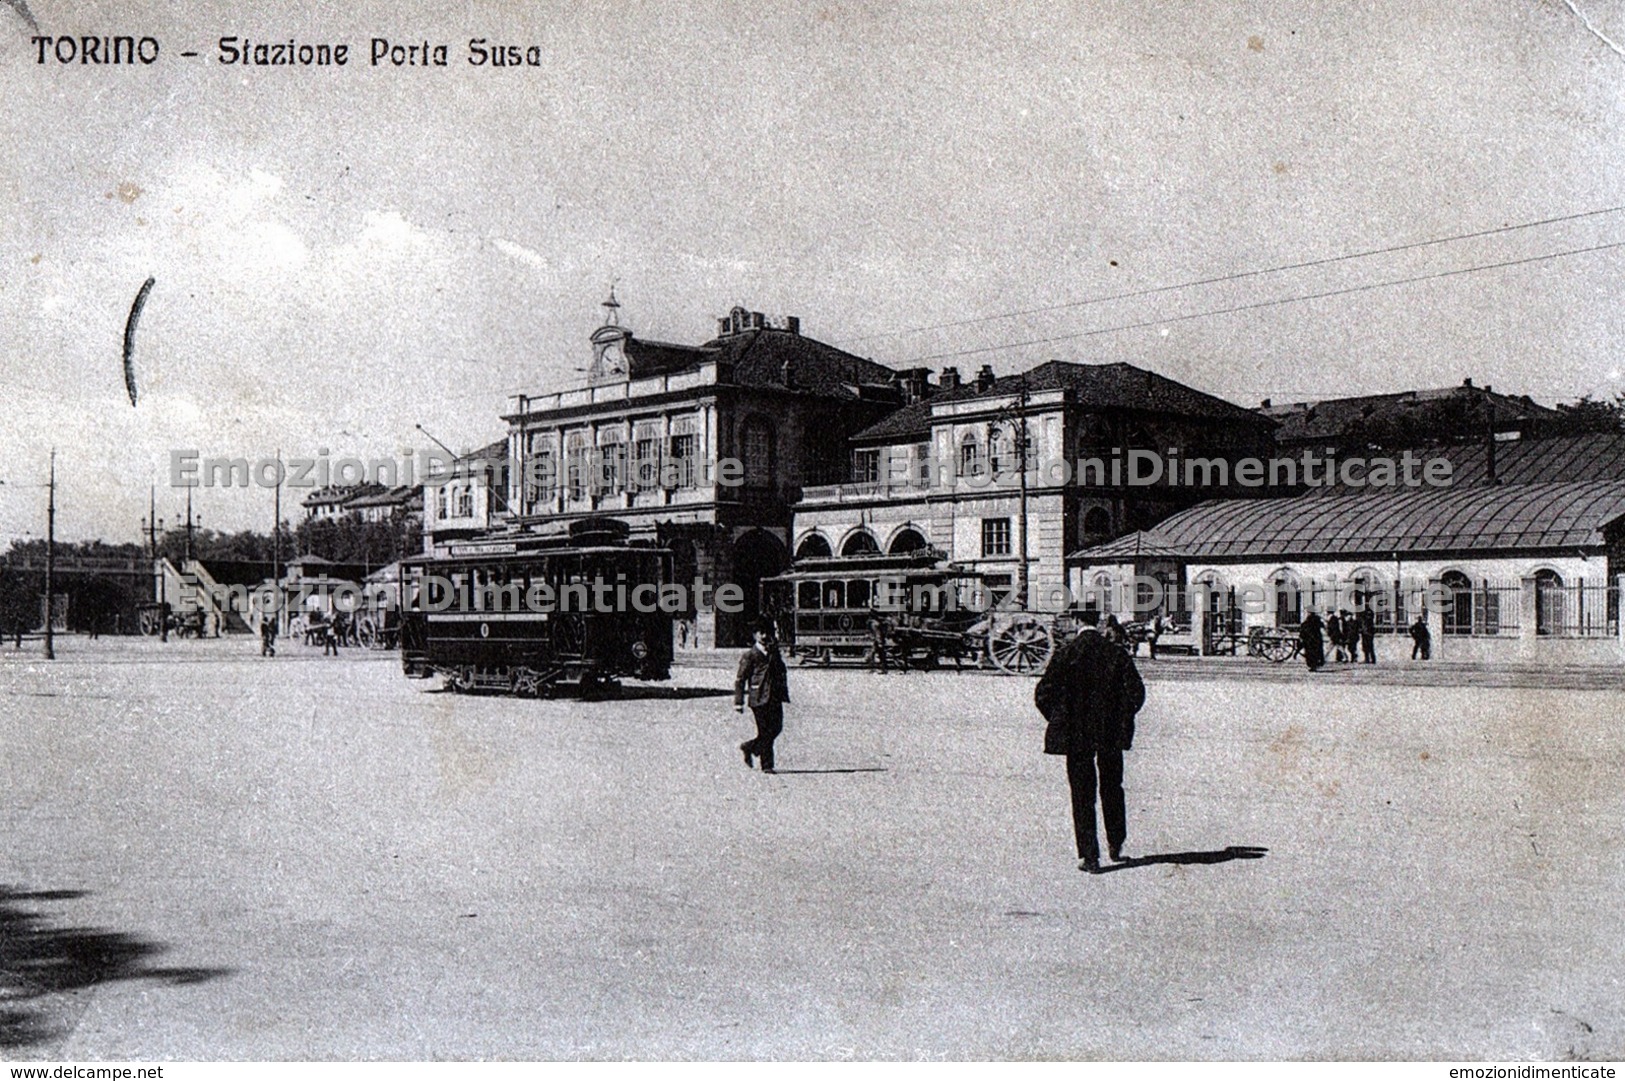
[135,602,208,638]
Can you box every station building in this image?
[1069,481,1625,663]
[495,299,904,645]
[792,359,1279,609]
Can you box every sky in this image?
[4,0,1625,542]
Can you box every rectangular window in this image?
[981,517,1012,557]
[632,435,659,490]
[914,442,932,486]
[668,417,700,489]
[598,438,625,493]
[526,450,556,512]
[853,448,880,483]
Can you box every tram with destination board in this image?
[399,517,675,697]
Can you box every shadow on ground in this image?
[419,684,734,701]
[1102,845,1268,873]
[0,886,232,1049]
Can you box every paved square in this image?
[2,639,1621,1059]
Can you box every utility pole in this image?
[44,449,55,660]
[185,484,195,563]
[991,376,1033,609]
[1014,376,1031,610]
[147,485,167,642]
[272,449,281,634]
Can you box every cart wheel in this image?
[988,617,1054,675]
[1262,638,1293,664]
[356,617,379,650]
[138,609,160,636]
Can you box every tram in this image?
[399,517,675,697]
[760,551,992,667]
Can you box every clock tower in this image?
[588,286,631,384]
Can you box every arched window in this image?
[1349,568,1393,630]
[1087,570,1116,616]
[1194,571,1242,637]
[1081,506,1112,540]
[841,530,879,556]
[1535,569,1565,636]
[1271,569,1302,627]
[741,415,775,488]
[959,434,984,477]
[889,527,928,554]
[795,533,832,559]
[1441,571,1473,635]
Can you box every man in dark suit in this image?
[735,622,790,774]
[1034,611,1147,874]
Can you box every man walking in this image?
[1358,607,1377,664]
[1409,615,1431,660]
[1034,611,1146,874]
[735,621,790,774]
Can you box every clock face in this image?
[600,341,626,375]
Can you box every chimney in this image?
[940,366,961,391]
[1260,398,1271,408]
[717,317,730,338]
[785,315,801,335]
[1463,377,1473,388]
[751,311,765,330]
[976,364,996,392]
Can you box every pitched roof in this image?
[607,325,899,404]
[342,485,423,510]
[852,360,1269,443]
[1070,482,1625,561]
[1261,385,1562,446]
[1067,530,1187,560]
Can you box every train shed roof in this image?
[1069,482,1625,562]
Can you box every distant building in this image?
[424,441,508,543]
[301,483,422,524]
[1260,379,1563,450]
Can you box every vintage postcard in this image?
[3,0,1624,1065]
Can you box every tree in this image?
[1551,394,1625,435]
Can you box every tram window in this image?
[798,581,821,610]
[824,581,846,609]
[874,578,902,610]
[847,579,871,609]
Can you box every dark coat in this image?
[1034,628,1146,755]
[734,644,790,709]
[1299,613,1326,669]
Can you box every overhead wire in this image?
[905,238,1625,364]
[836,204,1625,347]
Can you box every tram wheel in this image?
[449,666,476,693]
